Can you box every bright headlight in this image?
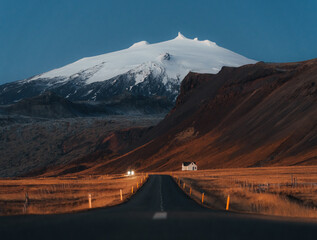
[127,171,131,175]
[131,171,135,175]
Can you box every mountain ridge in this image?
[0,33,256,112]
[43,58,317,176]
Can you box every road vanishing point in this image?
[0,175,316,240]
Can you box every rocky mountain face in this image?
[38,59,317,176]
[0,70,179,107]
[0,91,173,118]
[0,33,255,114]
[1,92,100,118]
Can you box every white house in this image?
[182,162,197,171]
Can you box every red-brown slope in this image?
[81,59,317,174]
[40,59,317,176]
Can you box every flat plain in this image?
[172,165,317,218]
[0,174,147,215]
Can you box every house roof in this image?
[182,162,196,166]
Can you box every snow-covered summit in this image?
[175,32,187,40]
[29,32,256,85]
[0,33,256,108]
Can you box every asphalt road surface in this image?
[0,175,316,240]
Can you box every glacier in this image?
[0,32,256,109]
[29,32,256,85]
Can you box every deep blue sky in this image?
[1,0,317,84]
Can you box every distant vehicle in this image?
[182,162,197,171]
[127,170,135,176]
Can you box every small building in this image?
[182,162,197,171]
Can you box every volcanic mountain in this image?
[40,58,317,176]
[0,33,255,114]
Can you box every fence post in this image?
[226,195,230,210]
[294,177,297,187]
[202,193,205,203]
[183,183,185,189]
[190,187,192,196]
[137,182,139,189]
[88,194,92,209]
[120,189,123,201]
[23,192,29,214]
[131,186,134,194]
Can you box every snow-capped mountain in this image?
[0,32,256,112]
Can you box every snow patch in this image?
[129,41,149,48]
[202,40,216,47]
[83,89,93,96]
[130,62,164,85]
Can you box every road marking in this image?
[160,176,164,212]
[152,177,167,220]
[153,212,167,220]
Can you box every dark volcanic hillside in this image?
[28,59,317,176]
[0,116,162,177]
[71,59,317,174]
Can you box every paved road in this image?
[0,175,316,240]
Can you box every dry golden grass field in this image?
[1,166,317,219]
[171,166,317,218]
[0,174,147,216]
